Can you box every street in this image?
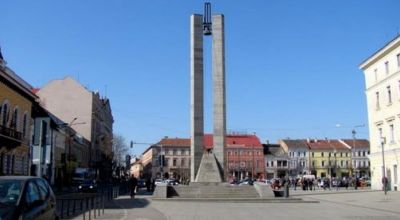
[68,189,400,220]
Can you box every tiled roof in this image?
[157,138,190,147]
[32,88,40,94]
[341,139,370,148]
[308,139,349,150]
[155,134,263,149]
[281,139,309,149]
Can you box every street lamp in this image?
[352,124,365,179]
[381,137,387,195]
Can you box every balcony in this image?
[0,124,23,147]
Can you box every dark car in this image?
[77,179,97,192]
[0,176,58,220]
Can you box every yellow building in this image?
[308,139,352,178]
[0,54,37,175]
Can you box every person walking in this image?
[129,175,138,198]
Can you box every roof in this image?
[281,139,309,149]
[154,134,263,149]
[341,139,370,148]
[359,34,400,70]
[0,66,38,101]
[308,139,350,151]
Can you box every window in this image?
[321,152,324,157]
[363,151,366,157]
[321,161,325,167]
[340,160,344,167]
[376,92,380,109]
[35,179,49,200]
[397,54,400,68]
[181,158,185,167]
[26,182,40,205]
[340,152,343,157]
[328,152,331,157]
[312,161,315,167]
[22,113,28,137]
[1,103,8,126]
[390,124,395,143]
[11,108,18,129]
[346,152,348,157]
[297,152,300,157]
[311,152,314,157]
[387,86,392,104]
[374,69,378,82]
[385,61,389,74]
[173,159,177,166]
[346,160,349,166]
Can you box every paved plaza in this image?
[72,189,400,220]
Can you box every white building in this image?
[360,35,400,191]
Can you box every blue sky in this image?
[1,0,399,155]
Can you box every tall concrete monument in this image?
[190,3,226,182]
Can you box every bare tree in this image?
[112,134,129,168]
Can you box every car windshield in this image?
[73,173,84,178]
[0,180,23,206]
[82,179,94,184]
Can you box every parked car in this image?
[0,176,58,220]
[137,179,146,188]
[239,179,254,186]
[154,179,165,186]
[77,179,97,192]
[165,179,179,186]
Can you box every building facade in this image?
[141,134,264,182]
[224,134,264,181]
[264,143,289,179]
[279,139,369,179]
[36,76,114,181]
[360,35,400,191]
[280,139,310,177]
[0,53,36,176]
[308,139,352,178]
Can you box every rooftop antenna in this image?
[203,2,212,35]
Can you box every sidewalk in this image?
[289,186,377,196]
[70,192,166,220]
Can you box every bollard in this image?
[284,183,289,198]
[102,195,105,215]
[67,199,70,217]
[98,197,100,216]
[82,199,85,220]
[73,199,76,215]
[61,199,64,219]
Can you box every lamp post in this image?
[381,137,387,195]
[351,124,365,179]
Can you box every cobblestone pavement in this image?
[71,189,400,220]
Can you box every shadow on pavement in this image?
[105,197,151,209]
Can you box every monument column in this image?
[212,14,226,179]
[190,14,204,182]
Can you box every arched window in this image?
[11,107,19,129]
[22,113,28,137]
[1,102,9,126]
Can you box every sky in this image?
[1,0,399,156]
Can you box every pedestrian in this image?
[146,177,151,192]
[129,175,138,198]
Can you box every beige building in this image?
[360,35,400,191]
[36,76,114,180]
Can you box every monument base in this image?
[195,152,223,182]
